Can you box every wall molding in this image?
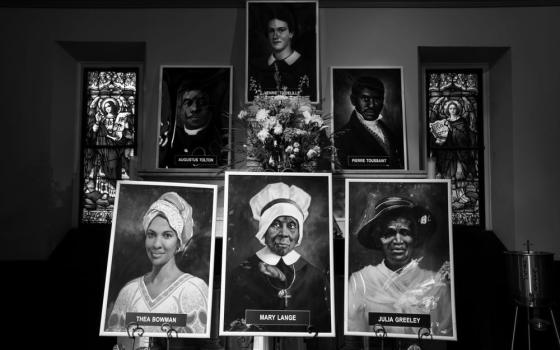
[2,0,559,8]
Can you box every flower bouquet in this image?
[238,94,331,172]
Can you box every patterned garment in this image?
[107,273,208,334]
[348,259,452,336]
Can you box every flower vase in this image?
[245,156,263,172]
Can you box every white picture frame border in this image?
[219,171,335,337]
[99,180,218,338]
[343,178,457,341]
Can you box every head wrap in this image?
[142,192,193,252]
[249,182,311,246]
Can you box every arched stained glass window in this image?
[80,68,138,224]
[426,69,485,227]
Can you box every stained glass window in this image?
[426,69,484,227]
[80,68,138,224]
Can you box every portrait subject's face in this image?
[352,88,384,121]
[379,217,414,269]
[267,19,293,54]
[264,215,299,256]
[179,89,211,130]
[448,103,458,117]
[145,215,179,267]
[104,102,116,115]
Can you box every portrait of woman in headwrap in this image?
[101,182,217,338]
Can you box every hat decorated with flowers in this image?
[355,195,435,249]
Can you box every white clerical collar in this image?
[267,50,301,66]
[183,124,208,136]
[256,246,301,265]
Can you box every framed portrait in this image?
[157,65,232,169]
[246,0,319,103]
[99,180,218,338]
[344,179,457,340]
[331,67,407,170]
[219,171,335,337]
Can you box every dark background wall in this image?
[1,6,559,260]
[1,3,559,350]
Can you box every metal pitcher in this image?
[505,250,554,307]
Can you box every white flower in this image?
[285,146,294,153]
[256,108,269,121]
[268,156,275,166]
[302,110,312,124]
[237,110,248,119]
[257,129,270,142]
[306,149,318,159]
[262,116,278,129]
[310,114,324,127]
[293,147,300,154]
[273,95,288,101]
[289,154,296,159]
[298,105,312,114]
[273,123,283,135]
[293,142,300,148]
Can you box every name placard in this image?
[368,312,430,328]
[347,156,390,168]
[245,309,310,326]
[125,312,186,327]
[174,155,217,167]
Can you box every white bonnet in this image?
[249,182,311,246]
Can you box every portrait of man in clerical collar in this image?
[220,172,334,337]
[332,67,407,170]
[344,179,457,341]
[157,66,232,169]
[246,1,319,102]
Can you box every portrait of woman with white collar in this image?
[246,1,319,102]
[220,172,334,337]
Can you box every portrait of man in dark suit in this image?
[332,67,407,170]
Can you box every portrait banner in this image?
[157,66,232,169]
[99,180,218,338]
[344,179,457,340]
[219,171,335,337]
[332,67,407,170]
[246,1,319,103]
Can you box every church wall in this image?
[0,6,559,259]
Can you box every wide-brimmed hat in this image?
[355,195,435,249]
